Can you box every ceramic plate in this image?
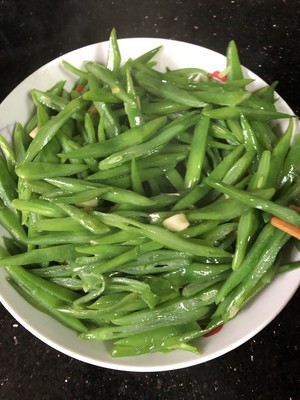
[0,38,299,372]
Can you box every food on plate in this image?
[0,29,299,357]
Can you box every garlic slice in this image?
[162,213,190,232]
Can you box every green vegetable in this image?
[0,30,299,360]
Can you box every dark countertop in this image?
[0,1,299,399]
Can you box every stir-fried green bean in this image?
[0,29,299,360]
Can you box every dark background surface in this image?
[0,0,299,399]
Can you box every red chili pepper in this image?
[289,204,300,214]
[208,71,227,82]
[76,84,85,93]
[203,324,224,337]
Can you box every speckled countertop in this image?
[0,1,299,399]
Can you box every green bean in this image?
[210,123,239,144]
[130,157,144,194]
[40,137,61,164]
[111,294,210,327]
[222,149,256,185]
[2,257,87,332]
[90,230,141,245]
[3,236,27,256]
[164,262,231,289]
[244,96,277,113]
[107,28,121,74]
[202,222,238,243]
[279,132,300,186]
[106,277,159,309]
[141,100,190,115]
[90,241,163,274]
[90,167,164,190]
[61,296,146,321]
[80,303,209,341]
[12,198,66,218]
[184,79,253,91]
[99,112,200,170]
[86,62,134,106]
[121,249,192,269]
[117,258,191,276]
[82,88,121,103]
[268,119,294,188]
[94,212,231,258]
[207,139,236,151]
[59,116,167,159]
[184,113,210,189]
[0,244,80,267]
[215,229,289,320]
[215,224,284,304]
[250,121,277,150]
[164,168,184,192]
[27,230,98,245]
[29,264,77,278]
[54,202,109,234]
[75,243,132,256]
[62,60,89,80]
[135,71,207,108]
[16,162,88,179]
[240,114,262,157]
[0,135,16,175]
[95,101,121,138]
[276,178,300,206]
[43,187,111,206]
[254,81,278,102]
[193,89,251,106]
[248,150,271,190]
[83,112,96,144]
[13,123,28,163]
[31,216,85,232]
[226,40,244,81]
[31,92,50,129]
[232,209,261,270]
[40,188,72,200]
[203,106,294,121]
[48,80,67,97]
[111,321,202,357]
[124,66,144,128]
[187,196,249,221]
[206,177,300,226]
[0,200,27,243]
[167,67,208,79]
[226,119,244,143]
[87,293,146,316]
[57,131,98,171]
[86,152,186,181]
[50,277,84,291]
[180,220,222,239]
[277,260,300,274]
[182,271,230,297]
[31,89,84,120]
[130,46,161,65]
[45,177,155,207]
[24,97,87,162]
[0,157,18,215]
[154,69,202,85]
[173,144,245,210]
[17,177,32,225]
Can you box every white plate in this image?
[0,38,299,372]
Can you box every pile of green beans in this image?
[0,28,299,358]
